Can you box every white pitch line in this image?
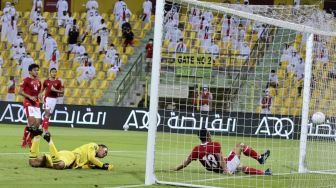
[183,172,301,183]
[104,184,147,188]
[0,150,146,155]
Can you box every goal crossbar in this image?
[169,0,336,37]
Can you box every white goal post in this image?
[146,0,336,187]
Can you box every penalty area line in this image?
[183,172,301,183]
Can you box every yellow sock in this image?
[29,136,41,159]
[48,140,60,163]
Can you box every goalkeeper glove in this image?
[102,163,113,171]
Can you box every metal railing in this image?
[113,53,143,106]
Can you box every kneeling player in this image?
[40,68,63,133]
[174,129,272,175]
[28,132,113,171]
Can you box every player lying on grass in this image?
[28,131,113,171]
[174,129,272,175]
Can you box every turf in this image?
[0,124,334,188]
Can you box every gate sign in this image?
[175,53,213,67]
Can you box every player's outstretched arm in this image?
[87,147,113,171]
[174,158,192,171]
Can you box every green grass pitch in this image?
[0,124,334,188]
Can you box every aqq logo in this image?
[255,117,294,139]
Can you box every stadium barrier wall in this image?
[0,101,309,140]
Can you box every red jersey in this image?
[201,91,211,105]
[58,82,64,97]
[188,142,223,173]
[43,79,62,98]
[20,77,42,107]
[145,43,153,58]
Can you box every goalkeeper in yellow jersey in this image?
[28,132,113,171]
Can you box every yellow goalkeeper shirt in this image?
[72,143,104,169]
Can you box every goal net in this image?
[145,0,336,187]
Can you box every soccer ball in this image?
[312,112,325,124]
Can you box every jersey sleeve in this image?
[188,146,199,161]
[20,79,27,89]
[87,143,104,168]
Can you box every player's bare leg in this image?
[233,143,270,164]
[236,165,272,175]
[42,109,51,133]
[232,143,272,175]
[22,116,38,148]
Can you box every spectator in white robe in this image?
[221,15,235,43]
[108,53,122,74]
[200,25,212,50]
[21,53,34,78]
[188,7,200,23]
[280,43,295,62]
[1,10,11,42]
[49,46,60,70]
[165,25,182,50]
[13,32,23,47]
[7,16,17,45]
[113,0,127,17]
[175,38,187,53]
[117,5,132,28]
[77,62,96,83]
[56,0,68,20]
[0,57,3,76]
[86,0,98,11]
[207,40,220,58]
[104,44,117,64]
[30,7,42,22]
[43,34,58,61]
[237,42,251,60]
[142,0,152,22]
[58,11,69,27]
[29,18,40,35]
[73,43,86,62]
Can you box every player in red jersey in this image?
[19,64,42,148]
[174,129,272,175]
[40,68,64,134]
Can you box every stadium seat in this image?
[99,80,109,90]
[72,89,81,97]
[67,79,78,88]
[122,55,128,64]
[63,88,71,97]
[83,89,93,97]
[103,63,111,71]
[284,97,294,108]
[64,70,75,79]
[78,80,89,88]
[93,63,101,71]
[78,98,88,105]
[96,71,105,80]
[0,86,7,94]
[64,97,74,105]
[15,95,24,102]
[14,68,21,77]
[94,90,104,98]
[88,79,98,89]
[107,72,116,80]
